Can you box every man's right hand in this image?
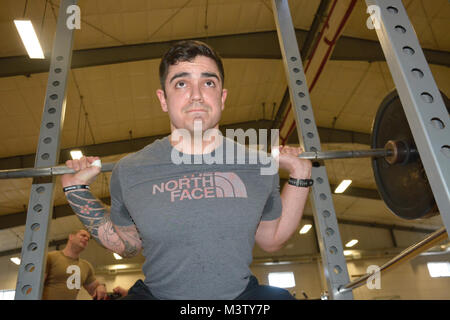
[61,156,102,188]
[113,286,129,297]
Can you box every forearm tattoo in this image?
[65,190,141,257]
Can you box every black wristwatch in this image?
[288,177,314,187]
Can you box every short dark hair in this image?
[159,40,225,93]
[69,229,89,238]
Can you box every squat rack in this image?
[12,0,450,299]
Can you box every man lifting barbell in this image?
[60,40,313,300]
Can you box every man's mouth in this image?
[187,109,207,113]
[185,103,209,113]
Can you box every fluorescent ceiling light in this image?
[334,179,352,193]
[427,262,450,278]
[14,20,45,59]
[268,272,296,288]
[262,261,292,266]
[343,250,353,256]
[345,239,359,248]
[299,224,312,234]
[110,264,128,270]
[70,150,83,160]
[113,253,123,260]
[10,257,21,265]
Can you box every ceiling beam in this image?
[0,120,370,171]
[288,126,371,145]
[1,30,448,78]
[0,238,67,258]
[0,197,110,232]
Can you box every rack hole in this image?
[441,145,450,159]
[36,186,45,194]
[322,210,331,218]
[387,6,398,14]
[296,80,303,86]
[22,285,32,295]
[25,263,35,272]
[48,107,56,114]
[54,68,62,73]
[50,94,58,100]
[304,118,311,124]
[27,243,38,252]
[316,177,323,184]
[293,68,300,73]
[421,92,434,103]
[31,223,40,231]
[430,118,445,130]
[52,80,60,87]
[43,137,52,144]
[329,246,338,254]
[290,56,297,62]
[307,132,314,138]
[46,122,54,129]
[298,92,305,98]
[326,228,334,236]
[310,146,317,152]
[56,56,63,61]
[411,68,424,79]
[333,266,342,274]
[33,204,42,213]
[394,25,406,33]
[319,193,327,200]
[402,46,415,55]
[41,153,50,160]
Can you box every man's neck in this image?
[169,128,223,155]
[62,245,80,259]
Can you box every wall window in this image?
[427,262,450,278]
[0,290,15,300]
[268,272,296,288]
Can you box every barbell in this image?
[0,90,448,221]
[0,146,401,178]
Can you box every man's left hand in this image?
[93,284,108,300]
[275,145,312,179]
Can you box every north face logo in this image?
[152,172,248,202]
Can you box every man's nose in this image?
[189,82,203,102]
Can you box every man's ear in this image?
[221,88,228,111]
[156,89,168,113]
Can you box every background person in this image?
[43,229,107,300]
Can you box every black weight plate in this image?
[371,90,449,220]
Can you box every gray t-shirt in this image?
[109,136,282,299]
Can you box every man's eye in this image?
[175,81,186,88]
[205,80,215,87]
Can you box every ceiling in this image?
[0,0,449,257]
